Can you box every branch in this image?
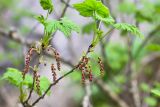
[24,71,36,104]
[59,0,71,19]
[60,0,73,9]
[0,28,31,47]
[95,79,130,107]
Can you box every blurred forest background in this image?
[0,0,160,107]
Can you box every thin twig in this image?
[0,29,31,47]
[60,0,73,8]
[24,71,36,104]
[59,0,71,19]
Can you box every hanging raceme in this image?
[98,57,105,77]
[51,64,57,82]
[34,71,41,94]
[23,48,35,79]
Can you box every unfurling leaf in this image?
[35,15,45,24]
[73,0,109,18]
[40,0,54,13]
[114,23,144,38]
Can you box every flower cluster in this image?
[76,56,105,83]
[77,56,93,83]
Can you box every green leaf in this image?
[44,19,59,35]
[40,0,54,13]
[2,68,51,96]
[44,17,80,37]
[2,68,23,86]
[2,68,33,87]
[58,17,80,36]
[151,89,160,97]
[73,0,109,18]
[114,23,144,38]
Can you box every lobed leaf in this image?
[44,17,80,37]
[1,68,33,87]
[73,0,109,18]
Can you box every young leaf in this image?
[58,17,80,36]
[35,15,45,24]
[113,23,144,38]
[40,0,54,13]
[44,17,80,37]
[2,68,33,87]
[2,68,23,86]
[44,19,59,35]
[73,0,109,18]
